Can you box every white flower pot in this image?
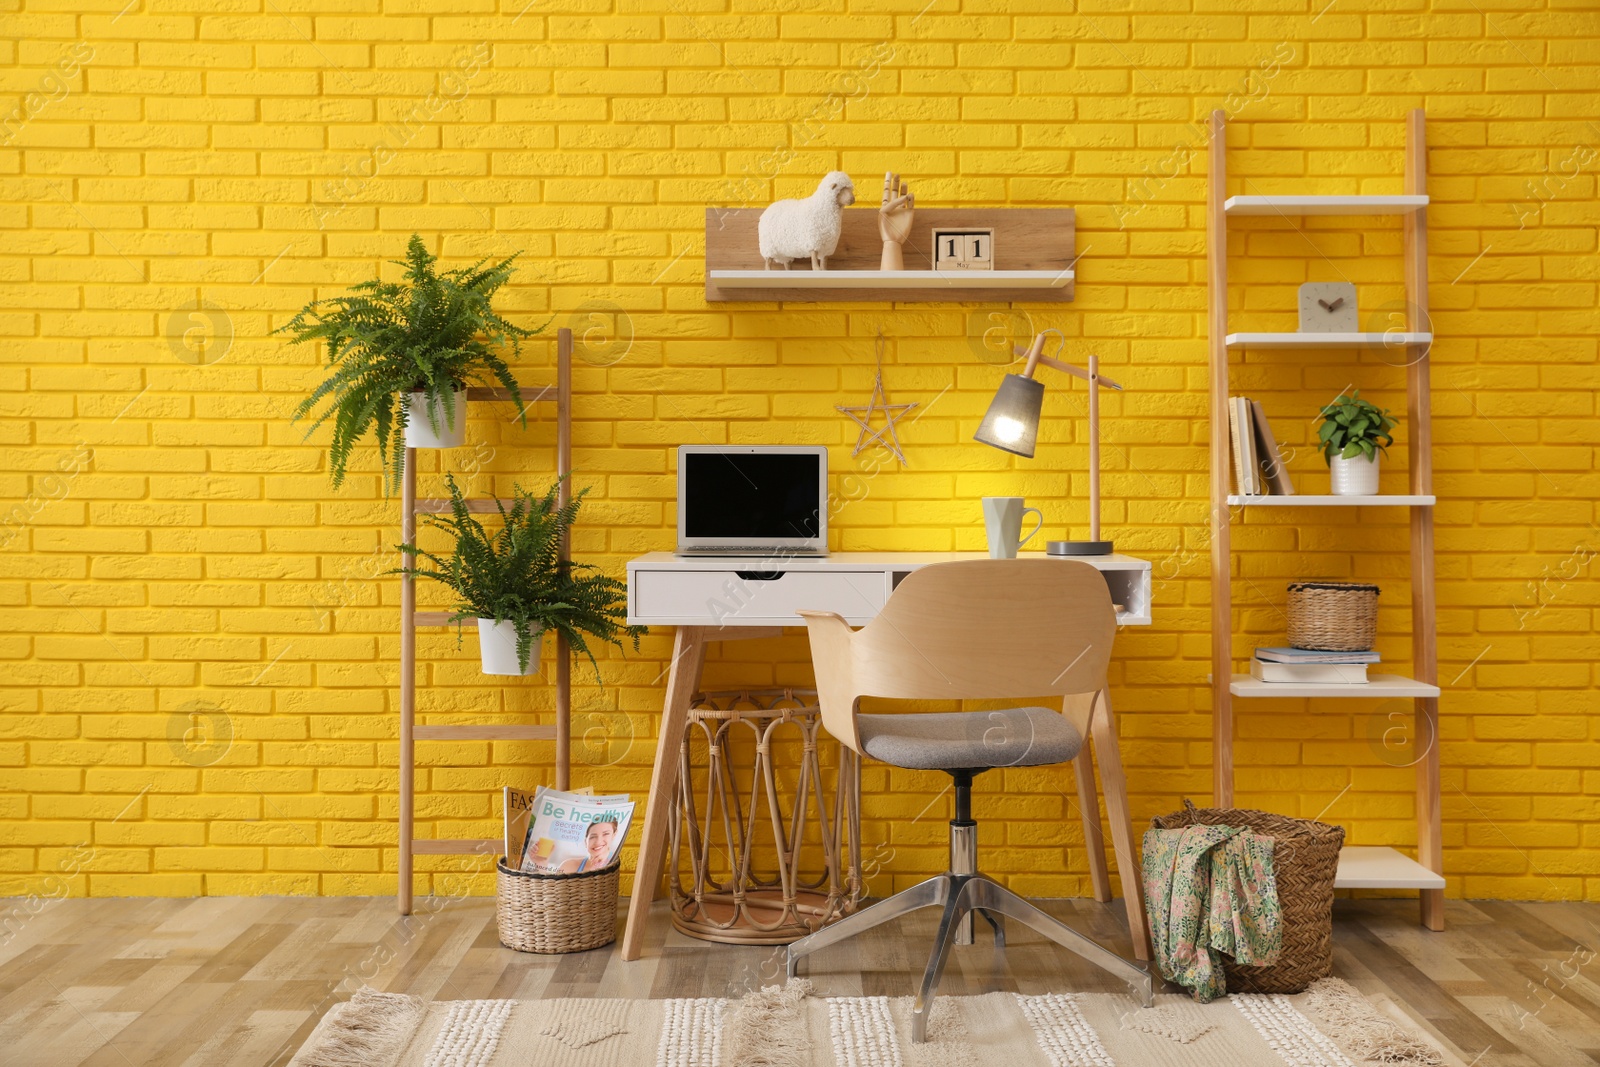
[477,619,541,676]
[404,387,467,449]
[1329,452,1380,496]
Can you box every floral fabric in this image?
[1141,823,1282,1001]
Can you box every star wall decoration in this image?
[837,332,918,465]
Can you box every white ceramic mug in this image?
[981,497,1044,559]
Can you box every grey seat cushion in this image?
[855,707,1083,771]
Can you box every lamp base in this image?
[1047,539,1113,556]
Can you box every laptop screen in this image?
[682,449,823,542]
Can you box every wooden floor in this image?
[0,895,1596,1066]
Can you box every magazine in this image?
[504,786,538,868]
[504,784,618,867]
[517,786,635,875]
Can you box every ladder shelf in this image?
[397,328,573,914]
[1208,111,1443,930]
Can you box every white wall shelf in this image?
[1224,195,1429,216]
[1335,846,1447,890]
[709,269,1071,290]
[1225,332,1431,349]
[1226,494,1435,507]
[1231,673,1442,699]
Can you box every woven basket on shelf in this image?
[1286,581,1379,652]
[1151,800,1345,994]
[496,858,620,954]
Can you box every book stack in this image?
[1229,396,1294,497]
[1251,646,1379,684]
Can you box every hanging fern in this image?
[281,234,542,493]
[394,473,645,677]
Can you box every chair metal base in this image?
[786,870,1154,1043]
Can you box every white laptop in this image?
[676,445,828,557]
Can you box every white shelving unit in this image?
[1335,847,1447,890]
[1225,332,1432,349]
[1230,674,1441,699]
[1223,195,1428,216]
[1226,494,1435,507]
[708,269,1072,291]
[1208,110,1444,931]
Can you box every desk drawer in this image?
[631,568,890,627]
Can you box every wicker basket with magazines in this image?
[496,858,619,954]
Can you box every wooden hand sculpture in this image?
[878,172,914,270]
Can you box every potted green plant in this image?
[395,473,644,677]
[282,235,540,493]
[1317,389,1397,496]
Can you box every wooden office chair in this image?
[788,558,1154,1042]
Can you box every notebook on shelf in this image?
[1255,646,1380,664]
[1228,396,1258,496]
[1249,399,1295,496]
[1250,658,1370,684]
[1228,397,1295,498]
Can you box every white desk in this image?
[628,551,1153,629]
[619,551,1155,962]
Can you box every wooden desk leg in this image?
[1091,691,1152,962]
[1072,748,1113,903]
[620,626,707,962]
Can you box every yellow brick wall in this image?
[1,2,1597,905]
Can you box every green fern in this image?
[281,235,541,493]
[393,473,645,678]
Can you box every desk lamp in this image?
[972,330,1123,556]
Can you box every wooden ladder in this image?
[397,328,573,915]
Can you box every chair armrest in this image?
[797,610,862,753]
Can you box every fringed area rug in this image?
[288,976,1456,1067]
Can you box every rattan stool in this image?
[668,689,862,945]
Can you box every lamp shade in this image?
[973,373,1045,458]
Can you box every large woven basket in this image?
[1150,800,1345,994]
[1286,581,1379,651]
[496,858,619,954]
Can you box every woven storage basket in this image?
[496,858,620,954]
[1286,581,1379,652]
[1150,800,1345,994]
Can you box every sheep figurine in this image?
[757,172,856,270]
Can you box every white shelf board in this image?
[1226,494,1435,507]
[1225,332,1431,349]
[1224,195,1429,216]
[1334,846,1446,890]
[1231,673,1441,698]
[708,269,1072,290]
